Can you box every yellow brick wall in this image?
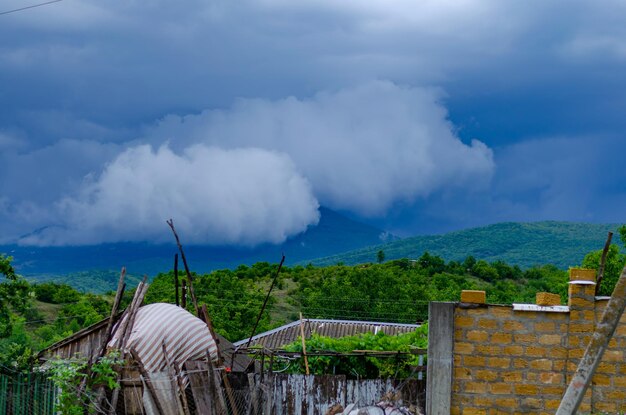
[451,306,568,414]
[449,273,626,414]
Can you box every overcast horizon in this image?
[1,0,625,246]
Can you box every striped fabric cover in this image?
[109,303,218,373]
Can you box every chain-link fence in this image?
[0,372,56,415]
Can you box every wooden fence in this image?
[179,365,426,415]
[0,372,56,415]
[263,374,426,415]
[0,367,426,414]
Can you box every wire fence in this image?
[0,372,56,415]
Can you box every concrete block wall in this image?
[431,268,626,415]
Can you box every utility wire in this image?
[0,0,63,16]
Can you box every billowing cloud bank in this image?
[148,81,495,216]
[19,145,319,246]
[14,81,494,246]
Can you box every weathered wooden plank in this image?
[184,360,215,415]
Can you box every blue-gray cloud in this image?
[18,145,320,246]
[144,81,494,216]
[1,0,625,244]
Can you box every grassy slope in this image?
[309,221,621,269]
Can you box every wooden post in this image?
[246,373,259,415]
[299,312,310,375]
[181,279,187,310]
[206,352,227,414]
[166,219,199,314]
[86,267,126,405]
[162,342,191,415]
[119,279,148,351]
[174,253,180,307]
[100,267,126,359]
[556,264,626,415]
[595,231,613,295]
[130,348,165,415]
[109,279,148,415]
[200,304,239,415]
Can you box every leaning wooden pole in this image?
[85,268,126,404]
[245,255,285,348]
[130,348,165,415]
[556,264,626,415]
[201,304,239,415]
[595,231,613,296]
[109,279,148,415]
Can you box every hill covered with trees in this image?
[311,221,621,269]
[1,226,624,372]
[11,221,622,294]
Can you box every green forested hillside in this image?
[2,234,625,372]
[25,269,144,294]
[310,221,621,269]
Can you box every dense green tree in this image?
[33,282,81,304]
[463,255,477,274]
[472,260,499,282]
[417,251,445,276]
[0,254,31,338]
[145,269,272,341]
[582,244,626,296]
[377,250,385,263]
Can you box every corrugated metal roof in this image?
[234,319,421,350]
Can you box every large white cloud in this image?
[19,145,319,246]
[146,81,495,216]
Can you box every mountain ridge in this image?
[3,219,623,293]
[308,221,622,269]
[1,207,391,279]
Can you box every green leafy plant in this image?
[281,326,428,378]
[48,352,121,414]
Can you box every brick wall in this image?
[443,268,626,415]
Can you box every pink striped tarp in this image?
[109,303,218,373]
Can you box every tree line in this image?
[0,226,625,372]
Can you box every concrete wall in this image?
[428,268,626,415]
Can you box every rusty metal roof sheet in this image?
[233,319,421,350]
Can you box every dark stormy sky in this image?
[1,0,625,246]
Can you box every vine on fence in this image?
[282,326,428,378]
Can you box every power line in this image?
[0,0,63,17]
